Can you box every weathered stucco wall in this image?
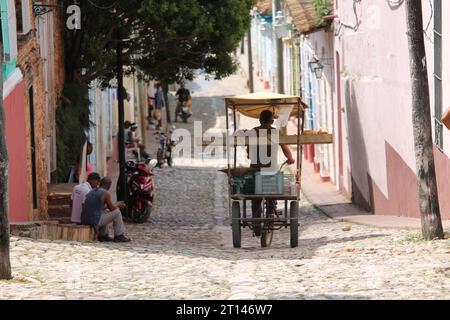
[4,78,30,222]
[12,0,65,221]
[335,0,450,219]
[16,29,48,220]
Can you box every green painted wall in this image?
[1,0,17,79]
[2,57,16,78]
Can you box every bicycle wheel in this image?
[232,201,241,248]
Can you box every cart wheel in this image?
[232,201,241,248]
[290,201,299,248]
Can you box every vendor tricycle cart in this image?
[222,92,333,249]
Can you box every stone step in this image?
[11,221,96,242]
[48,197,72,206]
[48,204,71,218]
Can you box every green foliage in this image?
[52,83,90,183]
[393,234,428,245]
[58,0,253,177]
[63,0,254,86]
[312,0,333,27]
[403,234,427,243]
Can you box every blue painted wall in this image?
[1,0,17,79]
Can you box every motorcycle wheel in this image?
[183,117,187,123]
[131,205,152,224]
[167,157,173,167]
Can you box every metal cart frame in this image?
[224,93,308,248]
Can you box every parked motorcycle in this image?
[178,101,192,123]
[156,130,176,167]
[123,159,157,224]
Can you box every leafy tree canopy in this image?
[63,0,254,86]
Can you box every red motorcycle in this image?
[125,159,157,223]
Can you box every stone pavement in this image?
[1,70,449,300]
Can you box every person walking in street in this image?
[81,177,131,242]
[150,82,166,130]
[147,94,155,126]
[71,172,101,224]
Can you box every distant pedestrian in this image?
[147,94,155,125]
[151,82,165,130]
[174,83,192,122]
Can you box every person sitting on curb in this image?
[127,123,150,160]
[81,177,131,242]
[71,172,101,224]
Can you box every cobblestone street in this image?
[0,74,449,300]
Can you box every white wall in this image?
[333,0,441,206]
[300,30,336,182]
[89,82,115,176]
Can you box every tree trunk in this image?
[0,41,12,279]
[162,81,171,124]
[405,0,444,240]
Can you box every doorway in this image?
[335,52,344,188]
[29,86,38,209]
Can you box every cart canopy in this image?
[225,92,308,119]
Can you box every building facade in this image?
[88,74,149,179]
[1,0,64,222]
[249,0,450,220]
[333,0,450,220]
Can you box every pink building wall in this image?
[334,0,450,219]
[4,80,31,222]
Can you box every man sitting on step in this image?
[81,177,131,242]
[71,173,101,224]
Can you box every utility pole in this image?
[162,81,171,125]
[274,0,284,94]
[247,26,255,93]
[116,30,127,203]
[405,0,444,240]
[0,41,12,280]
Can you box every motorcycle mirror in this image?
[147,159,158,169]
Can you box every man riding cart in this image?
[216,92,333,249]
